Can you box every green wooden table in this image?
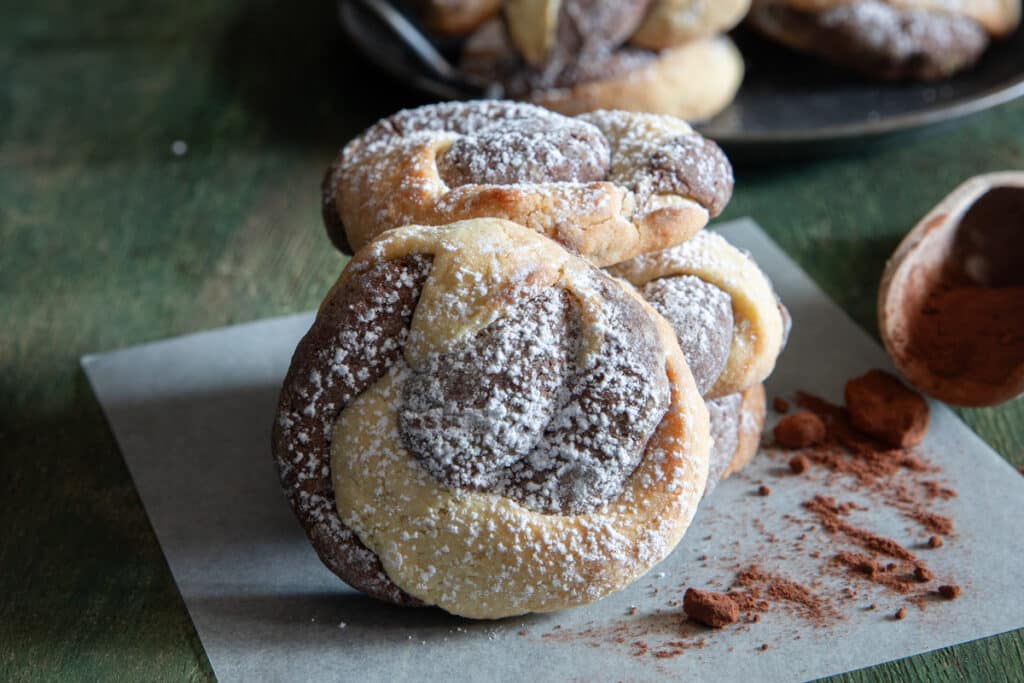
[3,1,1023,680]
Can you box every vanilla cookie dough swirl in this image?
[322,101,733,267]
[273,218,711,618]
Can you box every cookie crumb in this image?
[774,411,826,448]
[759,643,769,651]
[866,604,877,611]
[937,584,962,600]
[894,607,907,620]
[518,629,528,636]
[773,397,790,413]
[627,606,638,616]
[757,484,772,496]
[684,588,740,628]
[789,454,810,474]
[927,535,944,548]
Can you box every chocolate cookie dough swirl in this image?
[609,230,789,399]
[609,231,789,496]
[748,0,1020,80]
[273,219,711,619]
[323,101,732,267]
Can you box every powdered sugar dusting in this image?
[820,1,988,58]
[578,110,734,215]
[272,255,433,604]
[402,271,671,514]
[328,101,733,258]
[642,274,734,396]
[705,392,743,497]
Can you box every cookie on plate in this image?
[632,0,752,49]
[747,0,1016,80]
[462,22,744,122]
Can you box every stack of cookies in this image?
[418,0,749,121]
[273,101,788,619]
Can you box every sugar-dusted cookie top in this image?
[323,101,733,266]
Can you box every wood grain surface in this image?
[1,1,1023,680]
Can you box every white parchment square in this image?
[82,219,1024,682]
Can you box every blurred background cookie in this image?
[419,0,503,35]
[747,0,1019,80]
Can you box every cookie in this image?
[608,230,789,399]
[273,218,711,618]
[323,100,733,266]
[504,0,653,69]
[463,24,744,122]
[632,0,752,49]
[705,383,767,497]
[748,0,994,80]
[527,37,745,122]
[783,0,1020,37]
[420,0,502,35]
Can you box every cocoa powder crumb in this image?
[927,535,944,548]
[518,629,528,636]
[867,604,877,611]
[804,495,916,561]
[844,370,929,448]
[894,607,907,620]
[913,565,934,582]
[758,485,772,496]
[774,411,826,448]
[773,397,790,413]
[684,589,740,628]
[908,510,954,535]
[789,454,810,474]
[938,584,962,600]
[626,606,638,616]
[759,643,769,651]
[922,481,957,499]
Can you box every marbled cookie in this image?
[273,218,711,618]
[323,101,732,266]
[747,0,1012,80]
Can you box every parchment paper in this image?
[82,219,1024,682]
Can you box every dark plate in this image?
[338,0,1024,160]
